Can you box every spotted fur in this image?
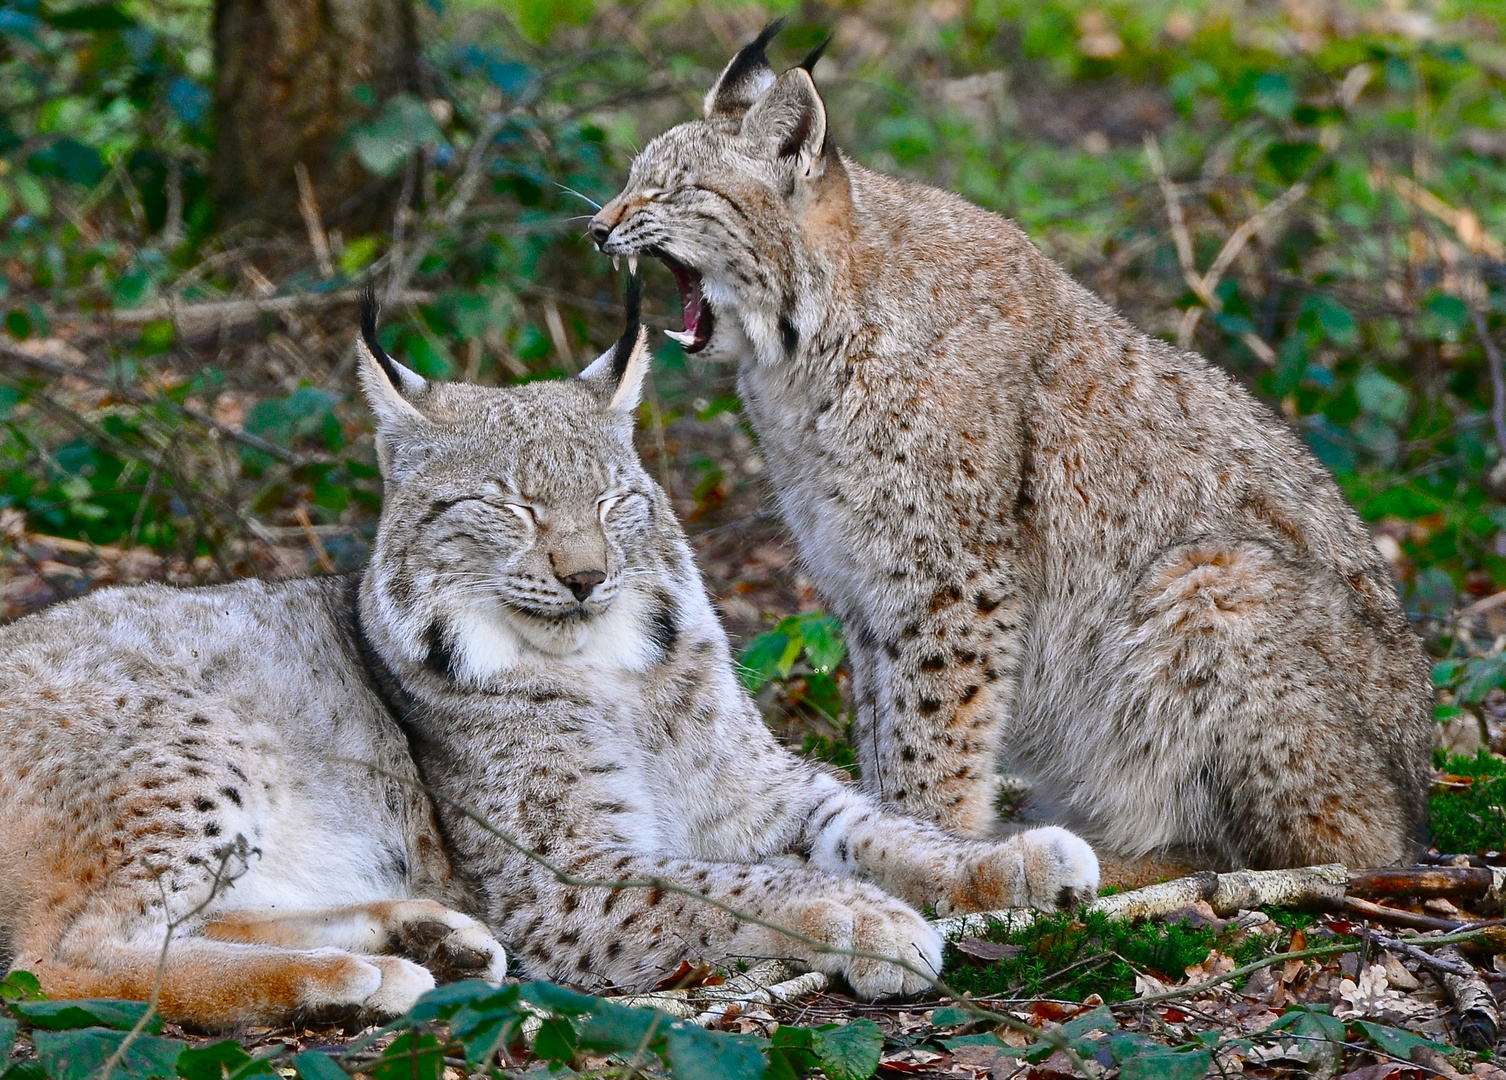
[0,287,1097,1028]
[590,35,1435,870]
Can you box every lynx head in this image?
[588,23,844,365]
[357,278,676,680]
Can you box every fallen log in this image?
[1348,865,1506,903]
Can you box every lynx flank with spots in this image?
[0,281,1096,1029]
[590,28,1434,872]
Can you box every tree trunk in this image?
[214,0,417,230]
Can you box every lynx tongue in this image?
[658,254,713,352]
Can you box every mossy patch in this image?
[1431,750,1506,855]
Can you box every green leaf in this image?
[178,1042,274,1080]
[290,1052,349,1080]
[766,1026,819,1080]
[1420,293,1470,343]
[371,1032,444,1080]
[1354,369,1409,425]
[1457,655,1506,704]
[796,613,845,674]
[519,981,600,1017]
[44,4,136,30]
[1434,658,1467,686]
[1354,1019,1452,1060]
[0,972,44,1003]
[1060,1006,1114,1038]
[32,1028,185,1080]
[532,1017,578,1065]
[0,1017,17,1060]
[928,1007,974,1029]
[739,630,792,690]
[14,1000,160,1033]
[1266,142,1321,183]
[1253,73,1296,118]
[664,1024,766,1080]
[352,95,444,177]
[1118,1045,1212,1080]
[136,320,175,357]
[575,1000,668,1053]
[402,980,499,1024]
[814,1019,883,1080]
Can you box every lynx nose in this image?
[588,217,613,246]
[558,569,606,601]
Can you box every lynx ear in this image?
[741,67,827,172]
[704,19,783,119]
[357,285,431,479]
[580,272,649,415]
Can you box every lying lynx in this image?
[0,281,1098,1029]
[589,27,1435,872]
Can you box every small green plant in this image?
[1431,750,1506,854]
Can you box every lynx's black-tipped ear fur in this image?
[356,281,428,430]
[581,271,649,415]
[799,34,832,74]
[704,19,784,119]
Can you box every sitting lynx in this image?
[0,281,1097,1029]
[588,27,1435,872]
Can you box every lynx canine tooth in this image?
[612,256,621,272]
[628,255,638,276]
[665,329,696,345]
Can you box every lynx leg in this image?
[848,593,1021,839]
[204,900,507,983]
[26,938,432,1028]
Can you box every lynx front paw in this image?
[794,895,943,999]
[388,902,508,984]
[939,827,1100,916]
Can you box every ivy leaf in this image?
[796,613,846,674]
[739,630,792,691]
[575,1000,669,1054]
[664,1024,766,1080]
[1117,1045,1212,1080]
[766,1027,819,1080]
[814,1019,883,1080]
[1354,1019,1452,1060]
[13,1001,160,1033]
[0,972,43,1004]
[31,1028,185,1080]
[290,1051,350,1080]
[401,980,500,1024]
[371,1032,444,1080]
[519,981,599,1017]
[532,1017,578,1065]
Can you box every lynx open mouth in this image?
[654,250,714,353]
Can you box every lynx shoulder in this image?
[590,29,1435,872]
[0,281,1097,1029]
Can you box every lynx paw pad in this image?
[363,956,436,1017]
[394,910,508,984]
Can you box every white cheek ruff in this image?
[449,585,659,677]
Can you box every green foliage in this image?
[1431,750,1506,854]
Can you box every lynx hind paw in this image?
[801,896,943,1000]
[390,905,508,984]
[364,956,437,1017]
[1016,826,1100,911]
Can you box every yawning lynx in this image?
[0,281,1097,1029]
[589,27,1435,872]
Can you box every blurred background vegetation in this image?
[2,0,1506,768]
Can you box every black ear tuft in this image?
[799,34,832,74]
[611,270,643,382]
[360,281,407,389]
[705,18,785,118]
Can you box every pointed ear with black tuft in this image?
[741,67,827,173]
[703,18,784,120]
[581,272,649,416]
[356,282,430,475]
[799,33,832,74]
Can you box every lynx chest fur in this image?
[591,28,1435,873]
